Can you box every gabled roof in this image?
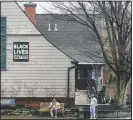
[36,14,104,63]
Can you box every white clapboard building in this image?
[1,2,106,106]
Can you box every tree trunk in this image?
[118,85,126,105]
[117,74,129,105]
[124,82,129,104]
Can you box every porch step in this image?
[75,90,90,105]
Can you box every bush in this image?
[110,99,118,105]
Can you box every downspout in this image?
[68,66,75,98]
[67,61,78,107]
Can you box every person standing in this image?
[90,94,97,119]
[49,99,60,118]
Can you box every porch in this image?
[74,63,105,105]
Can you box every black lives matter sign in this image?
[13,42,29,62]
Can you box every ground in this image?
[1,115,131,120]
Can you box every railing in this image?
[86,79,95,100]
[86,79,97,99]
[86,80,91,99]
[86,79,107,105]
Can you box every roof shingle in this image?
[36,14,104,63]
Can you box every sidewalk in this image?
[1,116,77,120]
[1,115,131,119]
[98,117,131,119]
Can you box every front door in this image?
[75,68,90,90]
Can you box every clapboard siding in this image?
[7,65,74,68]
[1,2,40,35]
[2,83,75,86]
[2,83,75,87]
[1,2,75,98]
[1,76,75,80]
[5,67,69,71]
[4,92,74,98]
[7,46,65,50]
[1,75,75,79]
[2,84,75,88]
[1,70,68,74]
[2,87,75,98]
[2,69,75,74]
[7,58,71,62]
[7,55,72,60]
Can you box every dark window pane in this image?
[78,69,85,79]
[86,69,90,78]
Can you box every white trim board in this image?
[78,62,105,65]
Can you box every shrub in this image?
[110,99,118,105]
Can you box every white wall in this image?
[1,2,75,98]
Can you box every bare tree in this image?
[24,83,38,97]
[1,83,8,97]
[44,1,131,105]
[41,84,58,98]
[9,83,22,97]
[63,84,75,98]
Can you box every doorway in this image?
[75,67,94,90]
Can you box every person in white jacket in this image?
[90,94,97,119]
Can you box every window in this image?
[1,17,6,70]
[78,69,85,79]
